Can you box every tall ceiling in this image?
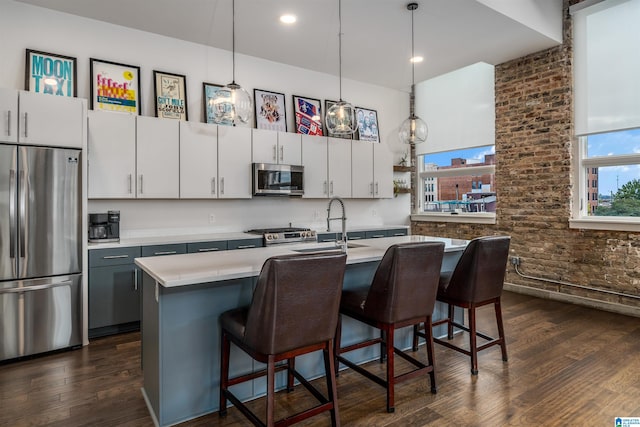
[15,0,563,91]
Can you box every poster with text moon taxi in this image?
[27,50,76,97]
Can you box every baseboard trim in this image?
[504,282,640,318]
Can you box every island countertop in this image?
[134,235,468,288]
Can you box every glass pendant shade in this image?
[326,100,358,136]
[210,82,252,125]
[399,114,428,145]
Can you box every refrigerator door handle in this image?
[6,110,10,137]
[19,170,26,260]
[9,169,16,261]
[0,280,72,294]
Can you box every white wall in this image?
[0,0,412,234]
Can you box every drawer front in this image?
[346,231,366,241]
[89,246,141,268]
[386,228,408,237]
[187,241,228,253]
[227,238,263,250]
[365,230,387,239]
[141,243,187,257]
[317,232,338,243]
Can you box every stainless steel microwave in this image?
[253,163,304,196]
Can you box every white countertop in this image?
[135,235,467,288]
[87,225,410,250]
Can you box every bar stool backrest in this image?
[444,236,511,303]
[244,252,347,355]
[364,242,445,323]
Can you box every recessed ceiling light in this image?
[280,14,297,24]
[410,56,424,63]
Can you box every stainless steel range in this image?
[247,227,317,246]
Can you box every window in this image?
[571,0,640,231]
[417,145,496,215]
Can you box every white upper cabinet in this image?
[136,116,179,199]
[87,111,136,199]
[0,89,83,148]
[252,129,301,165]
[217,125,252,199]
[0,88,18,143]
[352,141,393,198]
[327,137,352,198]
[301,135,328,198]
[180,122,218,199]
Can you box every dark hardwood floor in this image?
[2,291,639,426]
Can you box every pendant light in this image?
[325,0,358,136]
[210,0,252,125]
[399,3,428,145]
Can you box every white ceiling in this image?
[15,0,563,92]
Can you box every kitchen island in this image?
[135,235,467,427]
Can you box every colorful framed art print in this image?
[90,58,141,114]
[25,49,77,97]
[254,88,287,132]
[154,70,188,121]
[293,95,323,136]
[203,82,231,125]
[355,107,380,143]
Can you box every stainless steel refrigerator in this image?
[0,143,82,362]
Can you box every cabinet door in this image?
[18,90,84,148]
[373,143,394,198]
[137,116,179,198]
[328,137,352,198]
[228,238,263,250]
[351,141,374,198]
[0,88,18,143]
[301,135,328,198]
[180,122,218,198]
[278,132,302,165]
[252,128,278,164]
[187,241,227,253]
[218,126,252,199]
[89,264,140,329]
[141,243,187,257]
[88,111,136,198]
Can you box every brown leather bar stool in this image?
[219,252,347,427]
[414,235,510,375]
[334,241,444,413]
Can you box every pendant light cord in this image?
[232,0,236,84]
[338,0,343,102]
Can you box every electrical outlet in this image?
[372,209,378,217]
[209,213,216,224]
[510,256,520,266]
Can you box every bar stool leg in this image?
[469,306,478,375]
[219,330,230,417]
[267,355,276,427]
[495,299,508,362]
[385,326,395,413]
[447,303,454,339]
[324,341,341,427]
[412,323,420,352]
[287,357,295,392]
[423,316,437,393]
[334,316,342,377]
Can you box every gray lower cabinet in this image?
[89,246,141,338]
[365,230,387,239]
[317,232,338,243]
[227,238,263,250]
[385,228,408,237]
[187,241,227,253]
[141,243,187,257]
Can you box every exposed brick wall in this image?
[412,0,640,310]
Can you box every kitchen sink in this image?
[291,242,368,253]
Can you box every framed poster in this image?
[254,88,287,132]
[25,49,77,97]
[324,100,352,140]
[202,82,230,125]
[154,70,188,120]
[90,58,141,114]
[355,107,380,143]
[293,95,323,136]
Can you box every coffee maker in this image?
[88,210,120,243]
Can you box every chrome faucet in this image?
[327,196,347,253]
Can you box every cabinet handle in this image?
[375,182,379,195]
[198,247,220,252]
[235,245,255,249]
[220,177,225,195]
[273,145,277,161]
[349,236,363,240]
[279,146,284,162]
[23,112,28,138]
[6,110,10,137]
[393,233,405,236]
[370,183,374,195]
[139,175,144,194]
[128,174,132,194]
[154,251,177,255]
[211,177,216,195]
[330,181,334,195]
[370,234,385,238]
[323,181,328,195]
[134,268,138,291]
[103,254,129,259]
